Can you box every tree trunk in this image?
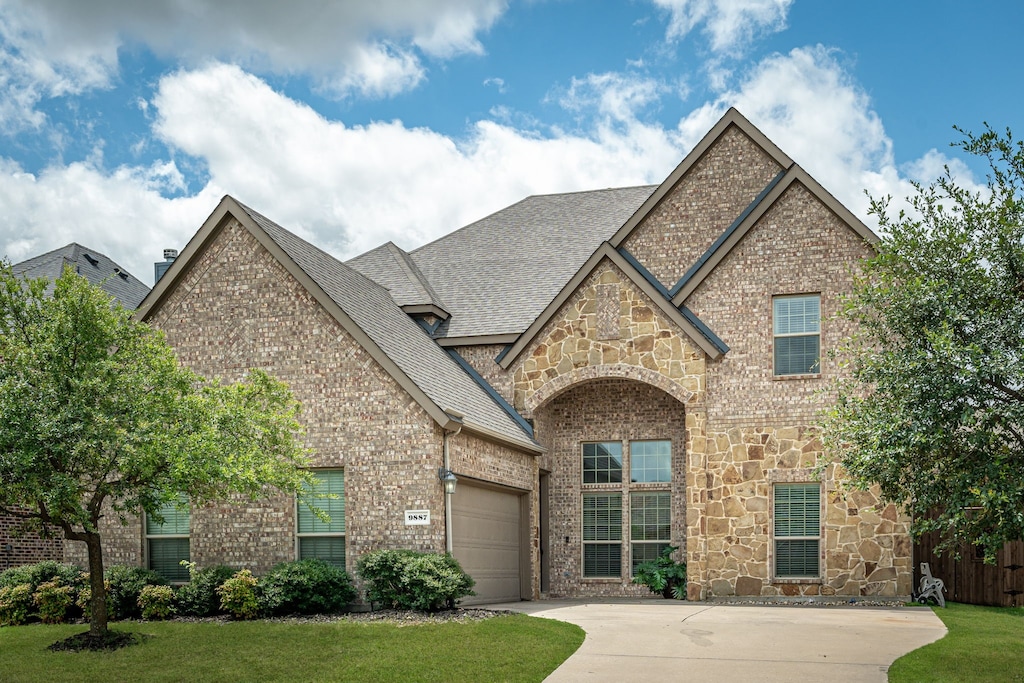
[85,531,109,637]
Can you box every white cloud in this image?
[0,0,507,123]
[0,48,987,285]
[653,0,793,53]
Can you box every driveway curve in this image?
[484,600,946,682]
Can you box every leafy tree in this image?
[822,125,1024,561]
[0,265,312,641]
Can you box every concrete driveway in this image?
[483,600,946,682]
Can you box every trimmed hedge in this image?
[258,559,356,616]
[357,550,475,611]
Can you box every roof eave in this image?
[137,196,463,435]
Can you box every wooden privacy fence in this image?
[915,531,1024,607]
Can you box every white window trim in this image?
[295,469,346,564]
[772,293,822,377]
[771,482,823,581]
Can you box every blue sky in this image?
[0,0,1019,285]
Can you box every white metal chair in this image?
[917,562,946,607]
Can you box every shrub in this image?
[175,563,236,617]
[357,550,475,611]
[217,569,259,620]
[631,545,687,599]
[0,584,33,626]
[0,561,85,592]
[105,565,168,620]
[33,578,75,624]
[258,559,356,616]
[138,585,175,620]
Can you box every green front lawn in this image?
[0,614,584,683]
[889,603,1024,683]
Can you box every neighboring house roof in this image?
[12,242,151,310]
[138,197,541,454]
[366,185,658,341]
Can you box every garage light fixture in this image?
[438,468,458,495]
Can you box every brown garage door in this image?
[451,483,523,605]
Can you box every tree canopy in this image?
[0,265,313,638]
[823,125,1024,561]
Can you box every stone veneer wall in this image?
[621,125,783,287]
[533,378,686,598]
[511,260,706,416]
[696,425,911,598]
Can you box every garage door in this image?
[452,483,523,604]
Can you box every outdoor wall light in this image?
[438,468,458,495]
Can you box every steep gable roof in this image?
[400,185,657,340]
[347,241,449,319]
[12,243,150,309]
[608,108,793,249]
[498,242,727,371]
[138,196,541,454]
[669,164,879,306]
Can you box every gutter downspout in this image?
[442,419,463,554]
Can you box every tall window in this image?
[582,440,672,578]
[146,498,190,582]
[297,470,346,569]
[774,483,821,578]
[773,294,820,375]
[630,492,671,573]
[583,493,622,577]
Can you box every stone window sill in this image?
[581,578,624,583]
[771,577,823,585]
[772,373,821,381]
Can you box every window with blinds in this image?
[146,498,190,582]
[773,294,821,375]
[773,483,821,577]
[583,493,622,577]
[297,470,346,569]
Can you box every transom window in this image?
[297,470,346,569]
[146,497,190,582]
[773,483,821,578]
[630,440,671,483]
[773,294,821,375]
[582,442,623,484]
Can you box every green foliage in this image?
[217,569,260,620]
[257,559,355,616]
[33,578,75,624]
[105,565,168,620]
[138,585,176,621]
[357,549,475,611]
[0,264,313,635]
[823,124,1024,561]
[0,584,33,626]
[631,546,687,599]
[0,561,85,592]
[175,563,236,617]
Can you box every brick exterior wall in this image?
[621,125,783,287]
[533,379,686,597]
[456,344,514,405]
[0,512,62,571]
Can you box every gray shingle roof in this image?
[236,202,537,451]
[12,243,151,309]
[351,185,657,339]
[347,242,448,313]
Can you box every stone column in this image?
[685,406,708,600]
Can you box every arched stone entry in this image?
[532,377,687,598]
